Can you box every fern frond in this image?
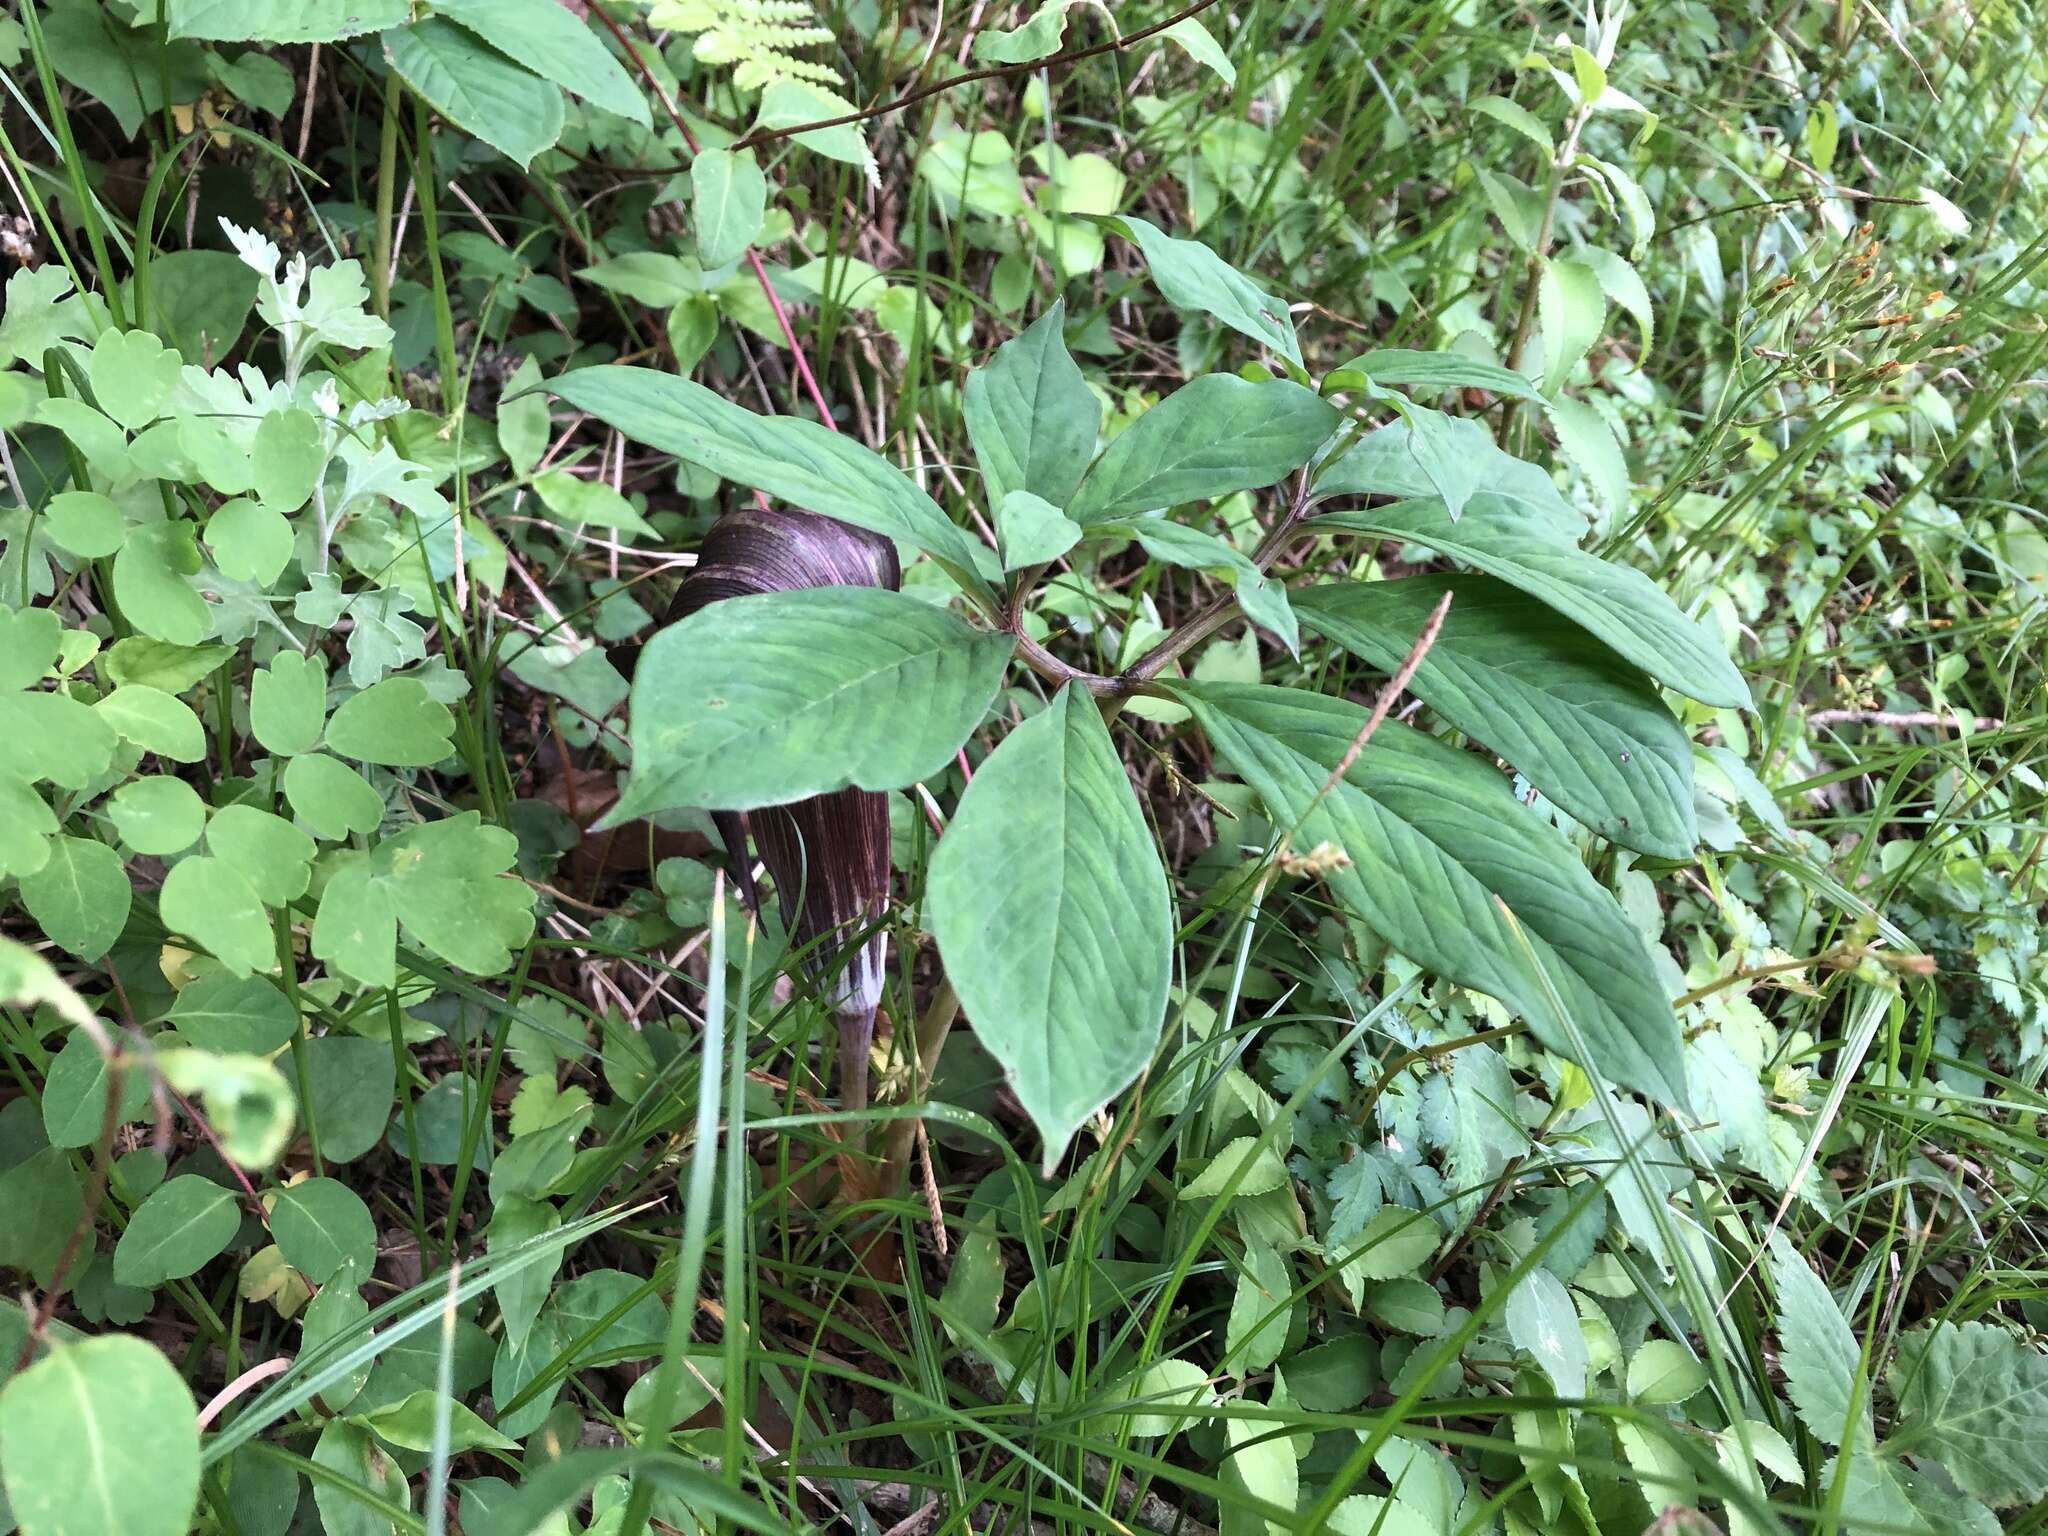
[648,0,842,92]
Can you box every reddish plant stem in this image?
[588,1,839,430]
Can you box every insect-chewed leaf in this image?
[928,684,1173,1168]
[606,587,1013,823]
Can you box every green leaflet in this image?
[928,684,1173,1167]
[1767,1232,1870,1449]
[1889,1321,2048,1507]
[1068,374,1337,524]
[1096,213,1304,365]
[604,586,1014,823]
[546,365,1000,608]
[963,300,1101,511]
[689,147,769,269]
[168,0,409,42]
[114,1175,240,1287]
[1174,682,1685,1106]
[1293,575,1697,856]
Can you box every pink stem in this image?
[196,1357,291,1429]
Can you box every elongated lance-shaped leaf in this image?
[546,365,1000,609]
[928,684,1174,1168]
[1174,682,1686,1107]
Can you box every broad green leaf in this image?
[203,498,293,585]
[1506,1268,1586,1396]
[301,1035,397,1163]
[0,1149,81,1286]
[0,605,61,690]
[88,330,181,431]
[1890,1321,2048,1506]
[0,693,117,789]
[1537,257,1605,393]
[1312,455,1749,708]
[383,17,565,170]
[353,1388,518,1453]
[752,78,873,169]
[1340,347,1544,401]
[1628,1339,1708,1404]
[159,855,275,975]
[19,836,131,962]
[310,1419,410,1536]
[143,248,260,366]
[995,491,1082,570]
[498,357,551,478]
[1114,1357,1214,1438]
[1180,1136,1290,1199]
[489,1196,564,1351]
[169,973,299,1054]
[157,1048,294,1168]
[575,252,700,307]
[0,1335,199,1536]
[1226,1241,1290,1371]
[312,814,536,986]
[251,651,328,756]
[284,753,386,841]
[1574,244,1654,356]
[1547,394,1630,515]
[531,470,657,539]
[95,684,205,762]
[1470,94,1554,155]
[690,147,768,269]
[1368,1277,1449,1343]
[1161,16,1235,85]
[42,1027,149,1149]
[271,1177,376,1285]
[0,776,56,876]
[44,490,124,558]
[99,638,232,694]
[1098,213,1302,366]
[1768,1232,1869,1449]
[325,676,455,766]
[203,806,313,905]
[970,0,1096,62]
[432,0,650,125]
[547,365,998,606]
[113,522,211,645]
[605,587,1013,822]
[963,300,1101,510]
[1175,684,1685,1105]
[1108,518,1298,655]
[251,408,324,513]
[1329,1496,1435,1536]
[169,0,408,42]
[1293,576,1697,856]
[1068,375,1336,524]
[114,1174,240,1286]
[928,685,1172,1167]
